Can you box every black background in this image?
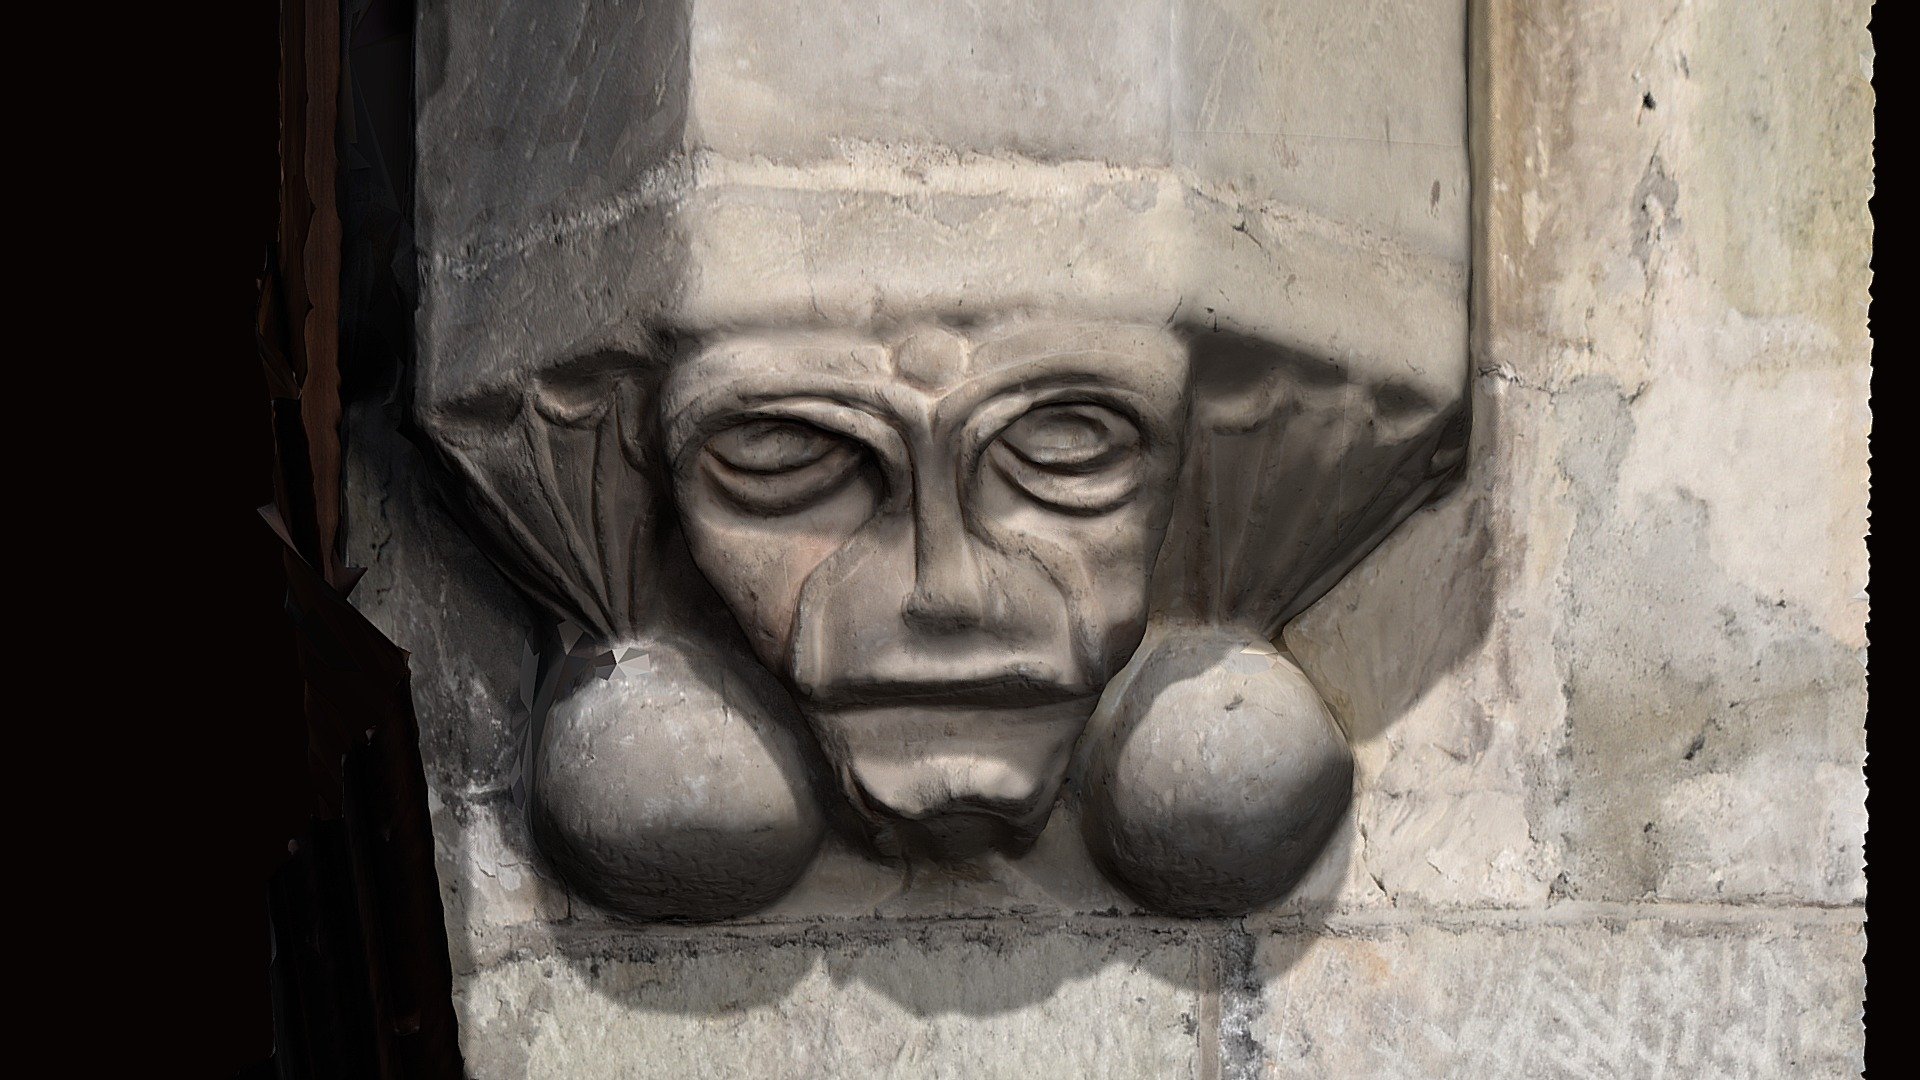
[200,2,310,1071]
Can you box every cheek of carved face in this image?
[676,399,1174,708]
[678,418,887,671]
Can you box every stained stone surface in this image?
[1252,913,1866,1079]
[454,925,1208,1080]
[342,0,1871,1074]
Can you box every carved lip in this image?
[800,673,1092,709]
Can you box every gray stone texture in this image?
[1251,912,1865,1079]
[455,923,1210,1079]
[344,0,1871,1074]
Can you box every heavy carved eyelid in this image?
[997,403,1142,473]
[675,395,904,467]
[987,445,1145,515]
[699,442,869,515]
[706,419,846,474]
[984,402,1147,514]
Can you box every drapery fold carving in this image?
[423,352,671,642]
[1155,331,1470,639]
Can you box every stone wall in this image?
[345,0,1871,1074]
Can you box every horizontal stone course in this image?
[456,922,1209,1079]
[449,906,1862,1079]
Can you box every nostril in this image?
[903,544,994,632]
[902,601,960,631]
[903,578,990,632]
[903,601,973,632]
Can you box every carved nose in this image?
[902,480,993,632]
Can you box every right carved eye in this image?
[702,419,867,513]
[998,403,1140,472]
[989,403,1145,513]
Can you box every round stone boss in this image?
[412,0,1470,919]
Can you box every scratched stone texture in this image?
[343,0,1871,1075]
[1253,915,1865,1079]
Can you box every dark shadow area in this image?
[221,3,467,1077]
[195,2,307,1074]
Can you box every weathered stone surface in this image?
[337,0,1872,1070]
[1280,0,1872,912]
[417,0,1467,257]
[413,0,1470,411]
[1250,913,1865,1079]
[1172,0,1468,254]
[456,926,1206,1079]
[1286,488,1557,912]
[688,0,1174,163]
[430,791,572,975]
[1496,0,1872,908]
[345,401,532,795]
[416,0,690,247]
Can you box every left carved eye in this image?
[708,420,844,473]
[990,403,1144,512]
[701,419,868,513]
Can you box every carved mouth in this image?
[801,673,1091,709]
[804,694,1096,859]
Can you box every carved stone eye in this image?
[702,419,867,513]
[999,404,1140,471]
[708,419,845,473]
[990,403,1144,513]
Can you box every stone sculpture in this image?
[415,0,1469,920]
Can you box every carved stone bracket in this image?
[419,315,1466,918]
[412,0,1472,921]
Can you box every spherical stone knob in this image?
[1080,625,1353,917]
[529,635,826,921]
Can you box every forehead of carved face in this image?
[662,321,1190,709]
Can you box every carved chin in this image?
[806,699,1095,860]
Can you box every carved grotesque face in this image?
[663,320,1189,855]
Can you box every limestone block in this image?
[687,0,1174,162]
[1274,0,1874,915]
[430,791,572,974]
[1470,0,1873,907]
[1251,914,1866,1079]
[1172,0,1469,254]
[456,926,1206,1079]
